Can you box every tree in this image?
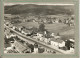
[39,23,45,32]
[65,40,71,50]
[31,27,38,34]
[59,19,62,23]
[28,44,34,52]
[57,32,60,36]
[44,30,50,38]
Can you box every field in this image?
[45,23,74,40]
[14,22,39,28]
[13,22,74,40]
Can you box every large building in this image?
[13,40,31,53]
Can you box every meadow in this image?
[14,22,74,40]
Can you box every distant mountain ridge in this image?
[4,4,74,15]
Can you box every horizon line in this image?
[4,3,74,6]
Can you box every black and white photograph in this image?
[4,3,75,54]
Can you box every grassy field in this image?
[14,22,74,40]
[45,23,74,33]
[14,22,39,28]
[45,23,74,40]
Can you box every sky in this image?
[4,3,74,6]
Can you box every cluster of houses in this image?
[4,21,75,54]
[4,33,46,53]
[4,14,75,27]
[33,32,74,52]
[4,24,45,53]
[4,35,32,53]
[22,15,75,27]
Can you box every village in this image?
[4,14,75,54]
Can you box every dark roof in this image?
[7,50,19,53]
[4,43,11,48]
[13,41,30,52]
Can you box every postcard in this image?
[0,0,79,58]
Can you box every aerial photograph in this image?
[4,3,75,54]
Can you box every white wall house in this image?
[34,48,38,53]
[10,34,16,38]
[39,37,45,41]
[6,34,11,39]
[12,26,16,30]
[44,38,51,44]
[21,30,27,35]
[37,33,43,37]
[51,41,59,48]
[55,20,59,23]
[54,36,61,39]
[44,38,48,43]
[58,41,65,47]
[18,27,22,31]
[69,39,74,42]
[50,33,55,37]
[50,38,65,48]
[69,47,74,53]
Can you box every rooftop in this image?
[51,38,63,43]
[13,40,30,53]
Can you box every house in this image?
[58,41,65,48]
[50,33,55,37]
[51,41,59,48]
[6,34,11,39]
[69,47,74,53]
[4,47,14,53]
[10,34,16,38]
[6,22,10,26]
[15,27,20,31]
[54,35,61,39]
[50,38,65,48]
[69,39,74,42]
[55,20,59,23]
[69,39,75,48]
[12,26,16,30]
[34,43,38,53]
[7,49,19,53]
[44,31,47,35]
[37,33,43,37]
[38,47,45,53]
[13,41,31,53]
[14,26,23,32]
[33,36,39,40]
[21,30,28,35]
[44,38,51,44]
[66,19,69,24]
[6,47,13,51]
[9,24,13,28]
[18,27,22,32]
[39,37,45,41]
[5,40,15,52]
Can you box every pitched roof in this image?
[51,38,63,43]
[22,29,31,33]
[13,41,30,52]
